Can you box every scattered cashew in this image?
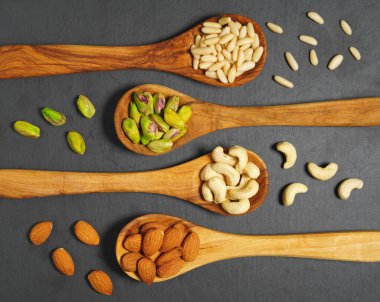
[276,141,297,169]
[207,176,227,203]
[200,164,223,181]
[242,162,260,179]
[221,198,250,215]
[212,146,238,166]
[211,163,240,186]
[282,183,308,206]
[227,179,259,200]
[337,178,363,200]
[229,146,248,174]
[201,183,214,202]
[307,162,338,181]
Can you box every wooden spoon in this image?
[114,84,380,156]
[116,214,380,283]
[0,14,266,87]
[0,149,269,216]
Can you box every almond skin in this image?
[121,252,144,272]
[137,257,156,285]
[140,222,168,233]
[51,248,75,276]
[157,258,185,278]
[29,221,53,246]
[123,234,142,252]
[142,228,164,257]
[155,247,182,266]
[160,227,183,252]
[182,232,200,262]
[74,221,100,246]
[87,270,113,296]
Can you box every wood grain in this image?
[0,15,267,87]
[114,84,380,156]
[0,150,269,216]
[116,214,380,283]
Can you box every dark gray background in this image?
[0,0,379,301]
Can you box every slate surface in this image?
[0,0,379,301]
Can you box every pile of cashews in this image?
[276,141,364,206]
[200,146,260,214]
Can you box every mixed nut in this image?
[122,91,192,153]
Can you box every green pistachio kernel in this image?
[150,114,170,132]
[77,95,96,119]
[147,139,173,153]
[13,121,40,138]
[129,102,142,125]
[122,118,140,144]
[41,107,66,126]
[133,92,154,116]
[164,95,180,113]
[164,109,185,129]
[177,105,192,122]
[67,131,86,155]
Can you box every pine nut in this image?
[223,60,231,74]
[273,75,294,88]
[299,35,318,46]
[191,47,212,55]
[206,34,218,39]
[193,58,199,70]
[217,52,225,61]
[228,66,237,83]
[215,44,222,52]
[208,61,226,72]
[201,55,217,63]
[222,49,232,62]
[235,22,242,30]
[220,26,231,36]
[235,70,244,77]
[203,22,222,29]
[285,52,299,71]
[218,17,231,25]
[328,54,344,70]
[227,37,237,51]
[228,20,239,36]
[266,22,283,34]
[239,26,247,38]
[247,22,255,37]
[237,37,254,46]
[199,62,213,69]
[217,69,228,83]
[237,48,245,68]
[309,49,318,66]
[244,48,254,60]
[195,35,201,46]
[204,37,220,45]
[349,46,361,61]
[252,46,263,63]
[219,33,235,45]
[340,20,352,36]
[307,12,324,24]
[232,46,239,61]
[202,27,222,34]
[240,43,251,51]
[205,71,218,79]
[252,33,260,49]
[210,44,217,55]
[238,61,255,72]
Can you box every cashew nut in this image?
[211,163,240,186]
[242,162,260,179]
[200,164,223,181]
[227,179,259,200]
[207,176,227,204]
[221,199,250,215]
[212,146,237,166]
[201,183,214,202]
[276,141,297,169]
[229,146,248,174]
[227,174,251,190]
[307,162,338,181]
[337,178,363,200]
[282,183,308,206]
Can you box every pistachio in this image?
[129,102,142,125]
[155,131,164,140]
[173,127,188,142]
[147,139,173,153]
[13,121,40,139]
[164,109,185,129]
[41,107,66,126]
[153,93,166,114]
[140,115,158,141]
[177,105,192,122]
[67,131,86,155]
[150,114,170,132]
[140,135,151,145]
[77,95,96,119]
[164,127,187,142]
[122,118,140,144]
[164,96,180,112]
[133,92,154,116]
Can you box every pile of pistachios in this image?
[122,92,192,153]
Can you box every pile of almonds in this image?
[120,221,200,284]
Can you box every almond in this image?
[142,228,164,257]
[123,234,142,252]
[157,258,185,278]
[29,221,53,246]
[51,248,75,276]
[140,222,168,233]
[87,270,113,296]
[173,223,188,242]
[137,257,156,285]
[182,232,200,262]
[121,252,144,272]
[160,227,183,252]
[155,247,182,266]
[74,220,100,246]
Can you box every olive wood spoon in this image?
[0,150,269,216]
[116,214,380,283]
[115,84,380,156]
[0,14,266,87]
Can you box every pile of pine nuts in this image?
[190,17,263,84]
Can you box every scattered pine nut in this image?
[349,46,361,61]
[299,35,318,46]
[273,75,294,88]
[285,52,299,71]
[328,54,344,70]
[266,22,283,34]
[340,20,352,36]
[307,12,324,24]
[309,49,318,66]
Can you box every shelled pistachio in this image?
[177,105,192,122]
[153,93,166,114]
[147,139,173,153]
[41,107,66,126]
[67,131,86,155]
[122,118,140,144]
[77,95,96,119]
[129,102,142,125]
[134,92,154,116]
[13,121,40,138]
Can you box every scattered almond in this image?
[87,270,113,296]
[121,252,144,272]
[140,222,168,233]
[155,247,183,266]
[157,258,185,278]
[29,221,53,246]
[137,257,156,285]
[51,248,75,276]
[182,232,200,262]
[160,227,183,252]
[123,234,142,252]
[142,228,164,257]
[74,220,100,246]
